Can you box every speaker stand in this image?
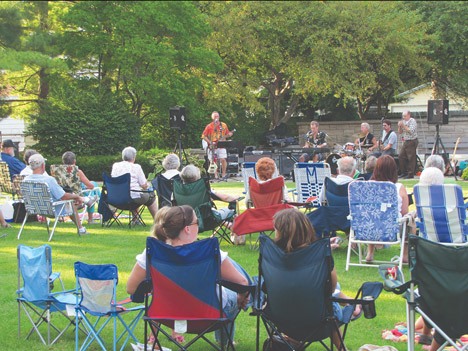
[431,124,457,180]
[173,129,189,167]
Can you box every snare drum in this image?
[326,153,341,175]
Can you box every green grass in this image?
[1,178,467,351]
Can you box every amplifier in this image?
[243,150,273,163]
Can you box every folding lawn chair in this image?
[380,235,468,351]
[346,181,409,271]
[0,161,18,199]
[232,176,293,249]
[17,244,77,345]
[413,184,468,246]
[173,177,235,244]
[307,176,351,239]
[142,236,253,351]
[17,180,78,241]
[74,261,144,351]
[294,162,331,209]
[254,234,383,351]
[241,162,257,197]
[51,164,101,223]
[151,173,181,208]
[100,172,150,227]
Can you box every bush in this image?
[462,167,468,180]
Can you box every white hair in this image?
[122,146,137,161]
[337,157,356,177]
[419,167,444,185]
[424,155,445,173]
[162,154,180,171]
[180,164,201,183]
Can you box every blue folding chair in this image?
[414,184,468,246]
[346,181,409,271]
[142,236,253,351]
[100,172,150,227]
[17,244,77,345]
[74,262,144,351]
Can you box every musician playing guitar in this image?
[372,119,397,157]
[299,121,328,162]
[201,111,233,180]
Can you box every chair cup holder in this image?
[362,296,376,319]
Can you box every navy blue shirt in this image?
[1,153,26,180]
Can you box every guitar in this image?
[205,129,236,175]
[445,137,460,176]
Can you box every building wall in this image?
[0,117,26,151]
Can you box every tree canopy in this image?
[0,1,466,152]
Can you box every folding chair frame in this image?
[17,244,78,345]
[74,262,144,351]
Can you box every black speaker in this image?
[169,106,187,129]
[427,100,449,125]
[275,155,295,176]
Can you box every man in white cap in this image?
[25,153,96,235]
[1,139,26,179]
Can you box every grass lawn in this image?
[1,178,466,351]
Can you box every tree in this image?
[60,1,223,148]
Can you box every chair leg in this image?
[17,210,30,239]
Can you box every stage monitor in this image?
[169,106,187,129]
[427,100,449,125]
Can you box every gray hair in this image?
[361,122,370,131]
[424,155,445,173]
[162,154,180,171]
[402,110,411,118]
[122,146,137,161]
[23,149,38,165]
[180,164,201,184]
[365,156,378,173]
[62,151,76,165]
[337,156,356,177]
[419,167,444,185]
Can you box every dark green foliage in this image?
[27,80,141,157]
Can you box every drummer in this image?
[341,142,356,157]
[354,122,378,154]
[298,121,328,162]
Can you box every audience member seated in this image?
[111,146,157,219]
[361,155,377,180]
[126,205,250,346]
[272,208,361,349]
[20,149,46,176]
[245,157,290,206]
[318,157,356,204]
[366,155,409,263]
[60,151,100,224]
[1,139,25,179]
[424,154,445,173]
[180,164,238,220]
[419,167,444,185]
[0,209,11,228]
[24,154,89,235]
[161,153,180,179]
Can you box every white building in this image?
[0,116,26,151]
[387,83,467,113]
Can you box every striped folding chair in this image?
[413,184,468,246]
[294,162,331,209]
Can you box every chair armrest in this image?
[219,280,256,295]
[52,199,75,206]
[130,279,152,303]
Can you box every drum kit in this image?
[324,142,368,175]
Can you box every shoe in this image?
[78,227,88,235]
[84,195,98,207]
[398,173,407,178]
[351,304,363,321]
[418,334,433,345]
[403,175,414,179]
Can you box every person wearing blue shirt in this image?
[1,139,26,180]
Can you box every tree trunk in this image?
[431,68,446,100]
[37,2,49,101]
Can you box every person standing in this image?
[372,119,397,157]
[299,121,328,162]
[398,111,418,179]
[201,111,233,180]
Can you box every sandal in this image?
[350,304,362,321]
